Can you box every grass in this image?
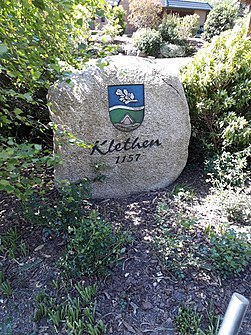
[0,271,12,297]
[0,228,28,259]
[175,303,221,335]
[34,283,106,335]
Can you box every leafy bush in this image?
[101,5,126,39]
[179,14,199,39]
[181,23,251,160]
[221,112,251,150]
[158,14,199,43]
[0,138,57,200]
[111,5,126,35]
[205,149,250,189]
[158,14,180,43]
[132,28,162,56]
[0,0,113,200]
[22,180,91,230]
[23,182,128,277]
[209,228,251,278]
[60,211,127,277]
[202,1,239,41]
[0,1,104,94]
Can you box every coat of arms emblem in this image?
[108,84,145,132]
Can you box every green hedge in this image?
[181,23,251,156]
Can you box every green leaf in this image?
[77,18,83,27]
[13,108,23,116]
[0,43,8,55]
[0,180,14,193]
[34,144,42,151]
[0,180,11,187]
[33,0,45,10]
[31,70,42,80]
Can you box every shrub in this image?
[181,23,251,159]
[209,228,251,278]
[23,182,128,278]
[112,5,126,35]
[179,14,199,39]
[0,139,57,200]
[128,0,162,29]
[102,5,126,39]
[202,1,239,41]
[101,22,122,40]
[22,180,91,231]
[158,14,180,43]
[132,28,162,56]
[158,14,199,43]
[205,149,250,189]
[59,211,127,277]
[0,1,114,201]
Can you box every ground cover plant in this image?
[154,186,251,280]
[34,283,106,334]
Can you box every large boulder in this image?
[48,55,191,198]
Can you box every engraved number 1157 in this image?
[115,153,141,164]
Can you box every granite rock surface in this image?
[48,55,191,198]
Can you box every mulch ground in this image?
[0,165,250,335]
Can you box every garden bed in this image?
[0,165,250,335]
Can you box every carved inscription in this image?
[90,136,162,164]
[115,153,141,164]
[90,137,161,155]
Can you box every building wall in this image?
[194,10,207,26]
[120,0,135,35]
[165,8,194,17]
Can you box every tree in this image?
[0,0,113,199]
[128,0,162,29]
